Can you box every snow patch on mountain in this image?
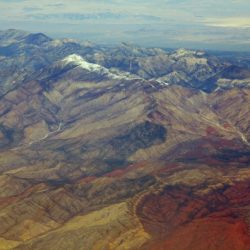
[63,54,107,72]
[62,54,142,80]
[172,49,205,59]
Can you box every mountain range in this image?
[0,29,249,250]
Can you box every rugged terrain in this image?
[0,29,249,250]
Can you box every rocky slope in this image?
[0,29,249,250]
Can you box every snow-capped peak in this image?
[62,54,140,80]
[62,54,106,73]
[173,49,205,58]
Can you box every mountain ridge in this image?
[0,29,249,250]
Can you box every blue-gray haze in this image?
[0,0,250,51]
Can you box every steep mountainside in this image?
[0,30,249,250]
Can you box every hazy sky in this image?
[0,0,250,51]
